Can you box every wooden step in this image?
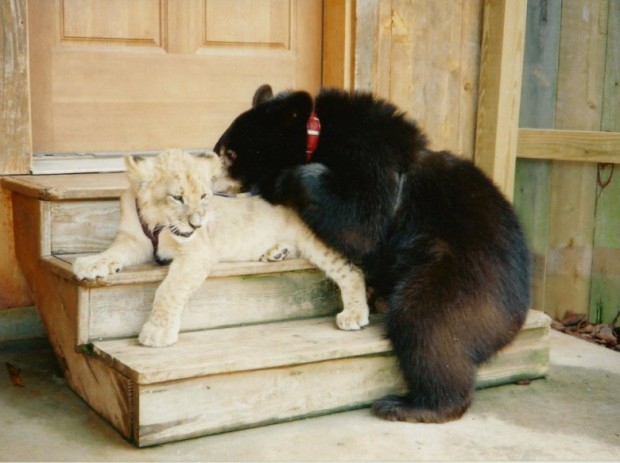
[86,311,549,446]
[3,173,552,447]
[3,174,126,255]
[43,254,342,345]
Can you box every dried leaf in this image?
[5,362,25,387]
[561,312,586,327]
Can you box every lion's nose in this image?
[188,213,202,229]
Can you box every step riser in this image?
[137,355,403,446]
[50,200,120,255]
[82,271,341,343]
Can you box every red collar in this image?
[136,201,171,266]
[306,111,320,161]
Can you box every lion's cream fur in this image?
[73,149,369,347]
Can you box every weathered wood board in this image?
[51,200,121,254]
[137,355,403,446]
[544,0,608,320]
[513,0,560,315]
[0,0,34,309]
[42,255,341,344]
[355,0,483,159]
[589,0,620,324]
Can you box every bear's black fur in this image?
[214,85,531,423]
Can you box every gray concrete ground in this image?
[1,331,619,462]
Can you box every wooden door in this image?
[28,0,322,159]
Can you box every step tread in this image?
[92,310,549,386]
[1,173,127,200]
[92,317,392,385]
[43,254,318,287]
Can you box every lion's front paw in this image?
[336,306,370,331]
[260,243,298,262]
[73,255,123,280]
[138,317,180,347]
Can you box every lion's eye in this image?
[200,193,207,200]
[170,195,184,204]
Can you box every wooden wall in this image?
[355,0,484,160]
[515,0,620,323]
[0,0,34,310]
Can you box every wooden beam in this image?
[0,0,32,175]
[474,0,527,200]
[322,0,356,90]
[517,129,620,163]
[0,0,34,310]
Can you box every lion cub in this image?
[73,148,369,347]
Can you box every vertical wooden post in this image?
[323,0,356,90]
[513,0,562,315]
[474,0,527,201]
[0,0,34,310]
[0,0,32,175]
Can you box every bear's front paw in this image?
[138,317,180,347]
[336,307,370,331]
[73,255,123,280]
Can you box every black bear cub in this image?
[214,85,531,423]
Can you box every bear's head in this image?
[213,84,313,193]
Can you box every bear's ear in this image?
[283,91,313,125]
[252,84,273,107]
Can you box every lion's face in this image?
[125,148,222,243]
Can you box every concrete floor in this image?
[1,331,619,462]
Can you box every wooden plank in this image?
[601,0,620,132]
[389,0,483,159]
[49,272,135,438]
[42,255,318,286]
[93,310,549,386]
[512,0,561,314]
[50,200,120,254]
[86,270,341,342]
[137,354,403,446]
[518,0,562,130]
[0,190,33,309]
[94,317,392,384]
[544,0,608,319]
[0,0,33,310]
[322,0,355,90]
[1,173,128,200]
[474,0,527,200]
[355,0,393,99]
[476,323,549,388]
[354,0,379,92]
[590,0,620,324]
[0,0,31,175]
[517,129,620,163]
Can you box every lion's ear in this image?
[124,154,152,187]
[195,151,222,179]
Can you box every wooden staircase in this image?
[3,173,551,447]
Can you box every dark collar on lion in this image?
[135,201,172,266]
[306,111,320,162]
